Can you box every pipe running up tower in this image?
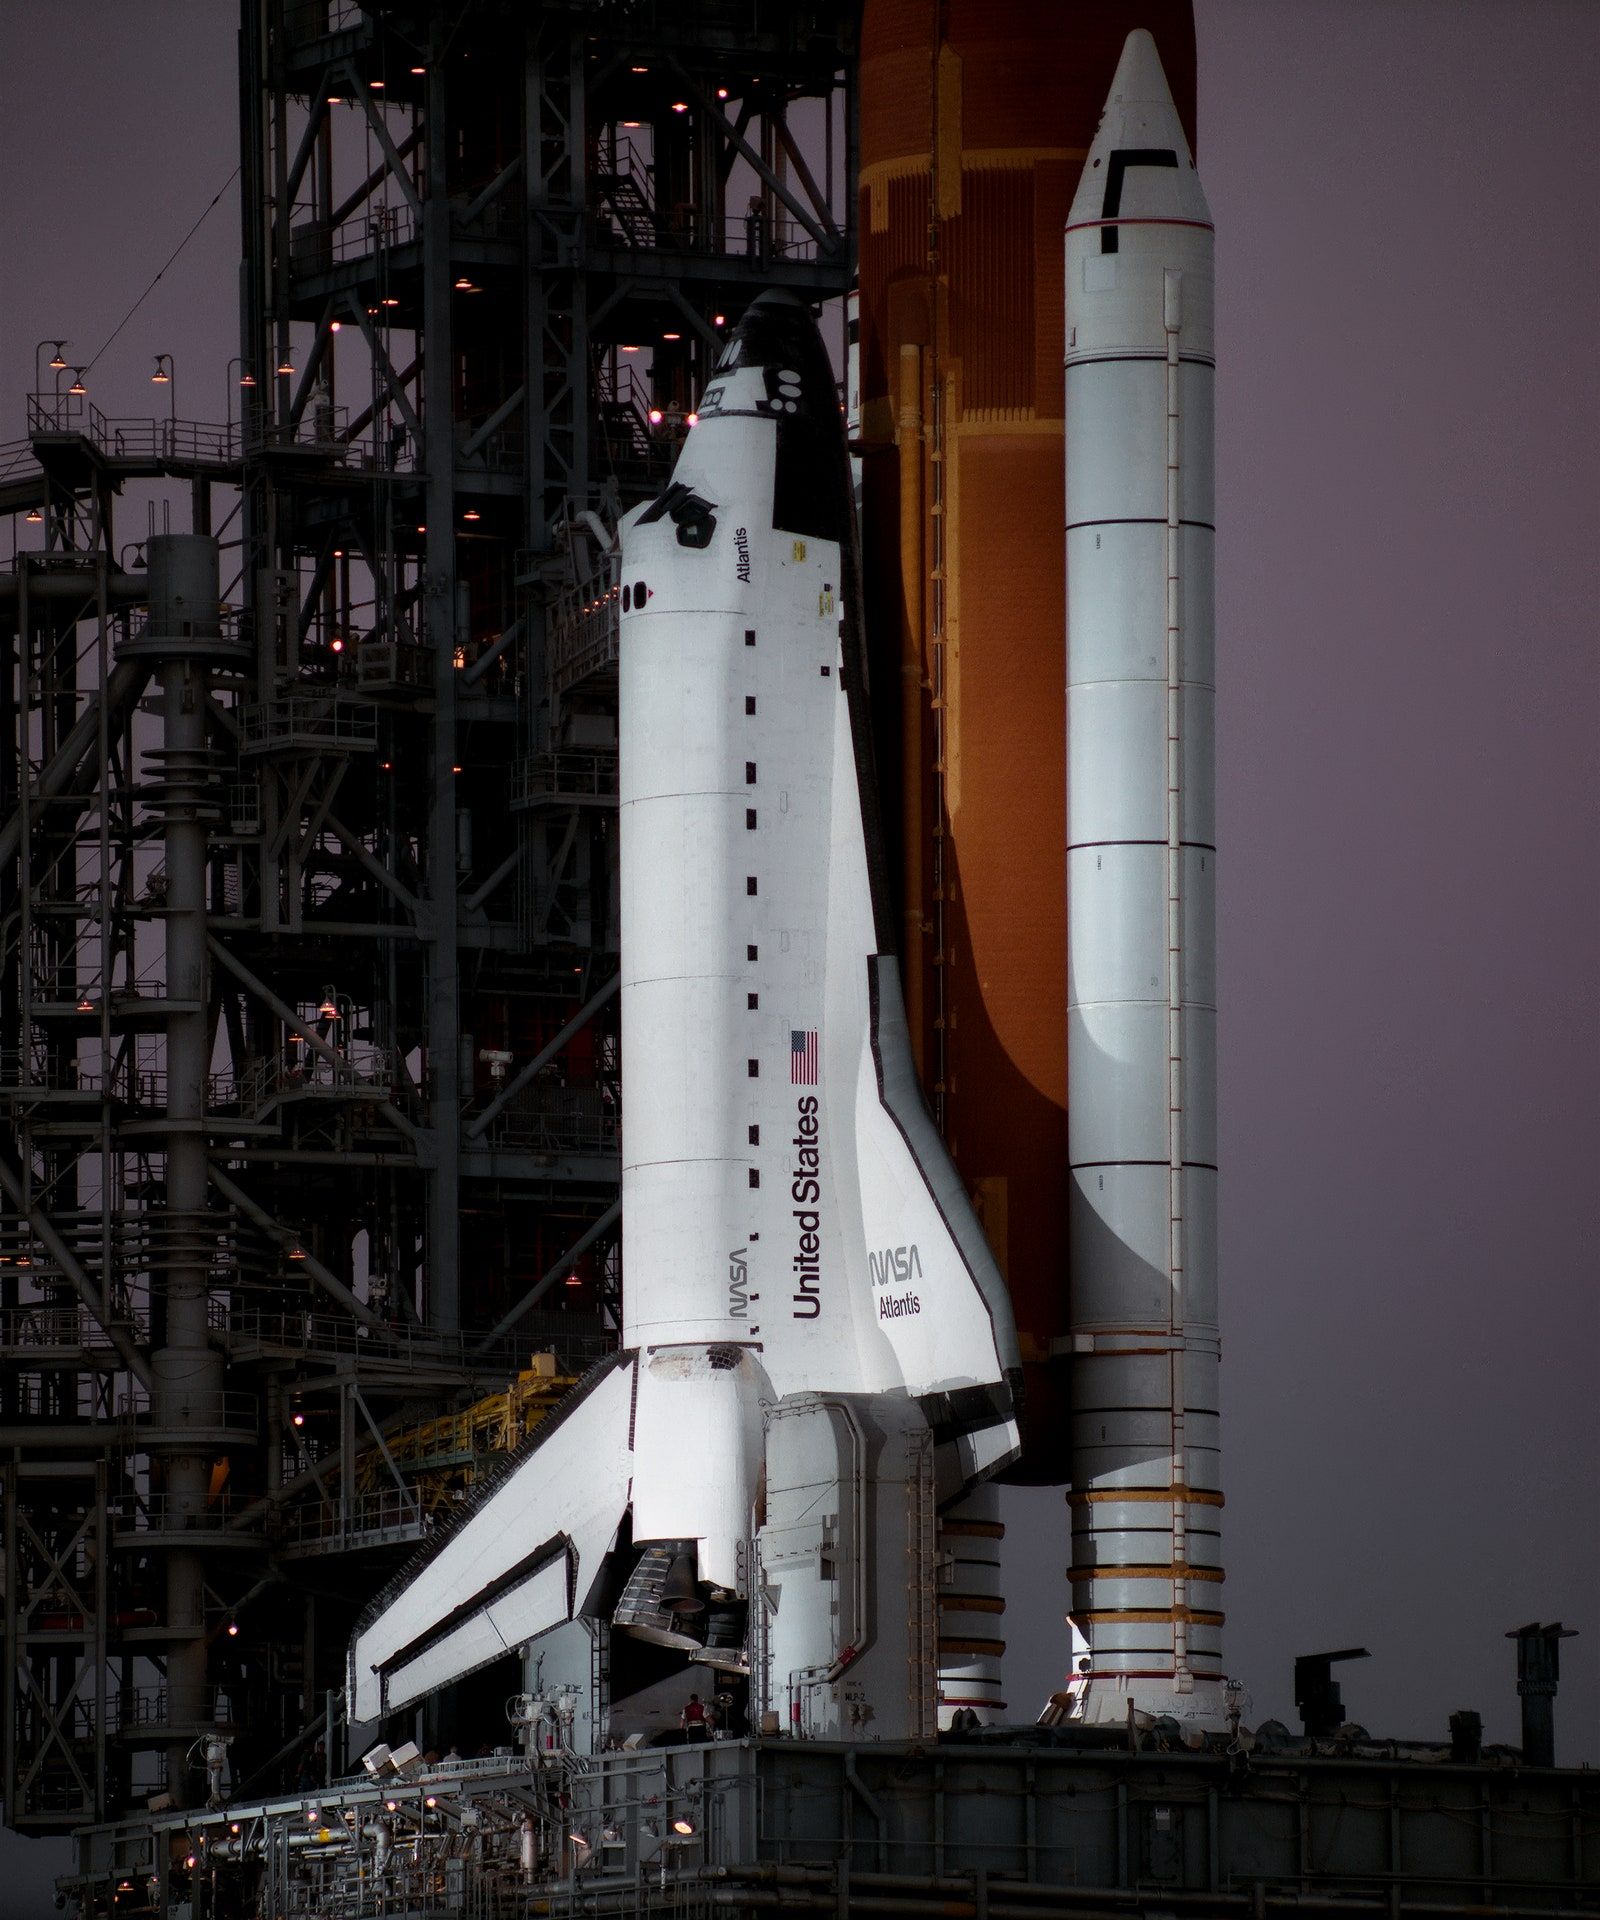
[1062,31,1225,1728]
[123,535,240,1791]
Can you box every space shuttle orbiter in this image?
[349,293,1021,1739]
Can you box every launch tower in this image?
[0,0,853,1833]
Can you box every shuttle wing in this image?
[347,1354,636,1725]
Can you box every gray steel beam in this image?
[7,2,858,1855]
[0,1146,152,1390]
[206,1163,385,1333]
[465,973,618,1141]
[150,612,225,1796]
[421,42,461,1332]
[474,1199,621,1353]
[207,935,348,1076]
[668,59,834,250]
[0,656,149,870]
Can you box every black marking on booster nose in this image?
[1099,147,1177,252]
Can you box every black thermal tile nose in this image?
[732,294,836,417]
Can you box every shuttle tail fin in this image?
[858,956,1023,1487]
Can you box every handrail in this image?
[237,696,379,749]
[222,1306,607,1375]
[114,1389,259,1431]
[109,1491,243,1533]
[0,1303,146,1349]
[511,749,619,806]
[547,549,622,698]
[20,391,407,475]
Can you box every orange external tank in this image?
[857,0,1197,1479]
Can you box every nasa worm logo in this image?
[869,1244,922,1287]
[870,1245,923,1319]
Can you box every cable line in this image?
[83,166,242,373]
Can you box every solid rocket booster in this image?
[348,294,1021,1736]
[1063,30,1226,1727]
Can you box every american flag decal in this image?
[790,1029,819,1085]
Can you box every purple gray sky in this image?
[0,0,1595,1901]
[1209,0,1596,1755]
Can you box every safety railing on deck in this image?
[104,1685,237,1736]
[26,394,242,470]
[511,750,618,808]
[546,551,621,698]
[478,1080,619,1157]
[290,201,418,274]
[4,1382,107,1428]
[221,1307,590,1377]
[109,1491,244,1536]
[588,142,831,262]
[120,1063,254,1114]
[713,210,829,262]
[236,1046,398,1111]
[279,1485,432,1549]
[102,417,237,467]
[238,697,378,752]
[122,604,249,654]
[0,1049,105,1097]
[226,1308,607,1373]
[114,1389,258,1436]
[21,390,410,476]
[0,1304,145,1352]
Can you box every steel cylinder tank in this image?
[856,2,1197,1476]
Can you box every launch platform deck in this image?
[67,1735,1600,1918]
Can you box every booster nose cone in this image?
[1109,25,1187,117]
[1068,28,1211,237]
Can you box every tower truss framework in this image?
[0,0,854,1833]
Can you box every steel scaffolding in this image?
[0,0,854,1841]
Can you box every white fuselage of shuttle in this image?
[347,294,1020,1735]
[621,307,1022,1589]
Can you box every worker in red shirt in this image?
[680,1693,709,1742]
